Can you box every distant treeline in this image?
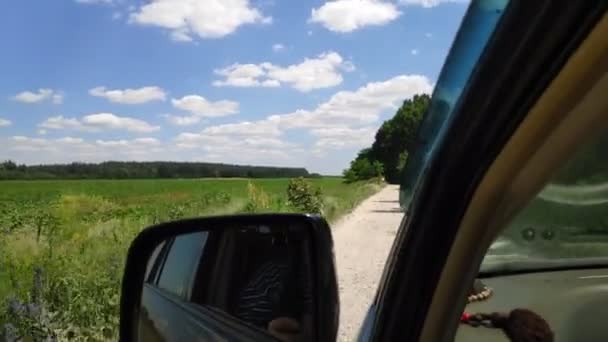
[0,161,315,180]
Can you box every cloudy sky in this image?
[0,0,468,174]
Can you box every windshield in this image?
[399,0,510,209]
[481,129,608,273]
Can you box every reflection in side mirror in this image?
[120,214,339,342]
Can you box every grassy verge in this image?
[0,178,382,340]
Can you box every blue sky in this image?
[0,0,468,174]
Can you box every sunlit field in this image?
[0,178,381,340]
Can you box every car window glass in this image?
[482,129,608,271]
[399,0,510,208]
[157,232,208,298]
[145,241,166,282]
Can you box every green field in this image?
[0,178,382,340]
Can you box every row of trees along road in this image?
[343,94,431,184]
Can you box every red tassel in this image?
[461,312,471,322]
[461,309,554,342]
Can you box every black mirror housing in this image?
[120,214,339,342]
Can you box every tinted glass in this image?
[157,232,208,298]
[145,241,166,282]
[399,0,510,208]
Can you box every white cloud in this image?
[0,118,11,127]
[171,95,239,117]
[175,132,290,149]
[268,74,433,129]
[265,52,354,91]
[311,127,377,154]
[162,114,202,126]
[174,132,296,165]
[310,0,401,33]
[212,64,274,88]
[56,137,84,144]
[89,86,166,104]
[311,126,376,140]
[213,51,354,91]
[8,136,94,154]
[13,89,63,104]
[130,0,271,41]
[399,0,469,7]
[162,95,239,126]
[202,120,282,137]
[272,43,285,52]
[425,32,433,38]
[38,129,47,135]
[170,29,194,42]
[83,113,160,132]
[174,116,295,164]
[10,136,54,152]
[4,136,166,163]
[411,49,419,55]
[131,137,161,145]
[39,113,160,133]
[96,137,161,147]
[39,116,93,132]
[52,93,64,104]
[13,74,434,174]
[190,74,432,160]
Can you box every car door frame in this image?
[139,231,281,341]
[368,2,608,341]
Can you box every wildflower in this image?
[7,297,25,316]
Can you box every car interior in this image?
[458,126,608,342]
[184,223,315,333]
[424,14,608,342]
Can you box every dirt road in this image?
[332,185,404,341]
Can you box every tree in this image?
[343,94,430,184]
[372,160,384,179]
[1,160,17,171]
[157,165,172,178]
[0,161,312,180]
[396,151,408,175]
[342,150,384,183]
[369,94,430,183]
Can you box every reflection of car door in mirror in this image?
[137,226,317,341]
[144,240,166,282]
[139,232,211,341]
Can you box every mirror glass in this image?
[137,220,316,342]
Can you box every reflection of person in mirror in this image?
[235,247,313,342]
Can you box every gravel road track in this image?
[332,185,404,341]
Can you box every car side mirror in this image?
[119,214,339,342]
